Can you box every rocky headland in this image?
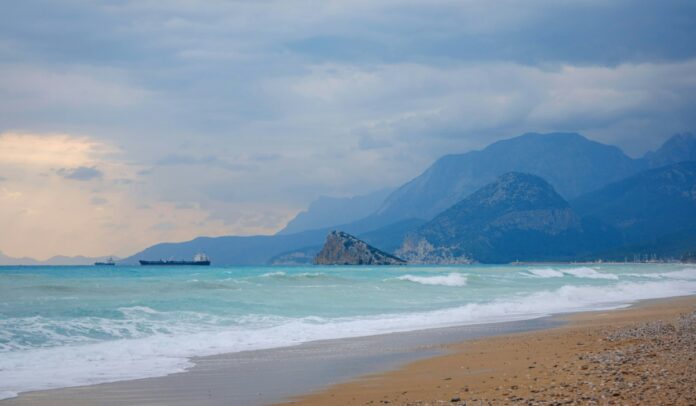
[314,231,406,265]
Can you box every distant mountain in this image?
[122,229,328,265]
[572,161,696,246]
[359,218,427,253]
[314,231,406,265]
[371,132,646,224]
[594,228,696,262]
[0,251,40,265]
[277,188,392,235]
[397,173,599,263]
[645,133,696,168]
[123,132,696,266]
[0,251,119,266]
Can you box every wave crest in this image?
[397,273,468,287]
[525,267,618,280]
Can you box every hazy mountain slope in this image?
[645,133,696,168]
[122,229,328,265]
[397,173,598,263]
[125,214,416,266]
[372,132,645,223]
[277,188,392,235]
[594,228,696,261]
[359,218,427,253]
[572,161,696,245]
[0,252,118,266]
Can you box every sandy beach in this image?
[283,295,696,405]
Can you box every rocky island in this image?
[314,231,407,265]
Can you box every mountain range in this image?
[109,132,696,264]
[371,132,646,224]
[0,252,119,266]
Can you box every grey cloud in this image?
[156,153,257,172]
[157,154,217,166]
[90,197,108,206]
[3,0,696,240]
[58,166,103,181]
[251,153,282,162]
[358,135,392,150]
[151,222,176,231]
[175,202,198,210]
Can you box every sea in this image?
[2,263,696,400]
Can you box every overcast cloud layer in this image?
[1,0,695,258]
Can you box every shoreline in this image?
[1,317,561,405]
[1,295,694,405]
[283,295,696,405]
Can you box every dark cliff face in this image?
[398,172,587,263]
[314,231,406,265]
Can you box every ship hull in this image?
[139,260,211,266]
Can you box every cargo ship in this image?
[94,257,116,266]
[139,253,211,266]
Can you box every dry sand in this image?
[281,296,696,405]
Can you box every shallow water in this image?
[1,263,695,399]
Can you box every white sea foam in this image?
[3,277,696,398]
[397,273,468,286]
[0,391,17,401]
[525,267,618,280]
[261,271,286,277]
[260,271,325,279]
[5,265,696,398]
[526,268,564,278]
[624,268,696,280]
[562,267,618,280]
[662,268,696,280]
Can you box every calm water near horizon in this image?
[1,263,696,400]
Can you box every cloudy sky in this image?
[1,0,695,259]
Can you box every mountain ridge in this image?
[397,172,590,263]
[370,132,646,223]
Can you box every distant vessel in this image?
[139,253,211,266]
[94,257,116,266]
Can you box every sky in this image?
[1,0,696,259]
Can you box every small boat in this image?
[139,253,211,266]
[94,257,116,266]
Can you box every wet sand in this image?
[283,295,696,405]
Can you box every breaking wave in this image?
[525,267,618,280]
[396,273,468,286]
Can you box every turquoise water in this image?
[1,263,696,399]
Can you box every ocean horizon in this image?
[2,263,696,400]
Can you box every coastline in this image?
[283,295,696,405]
[1,318,560,405]
[2,295,694,405]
